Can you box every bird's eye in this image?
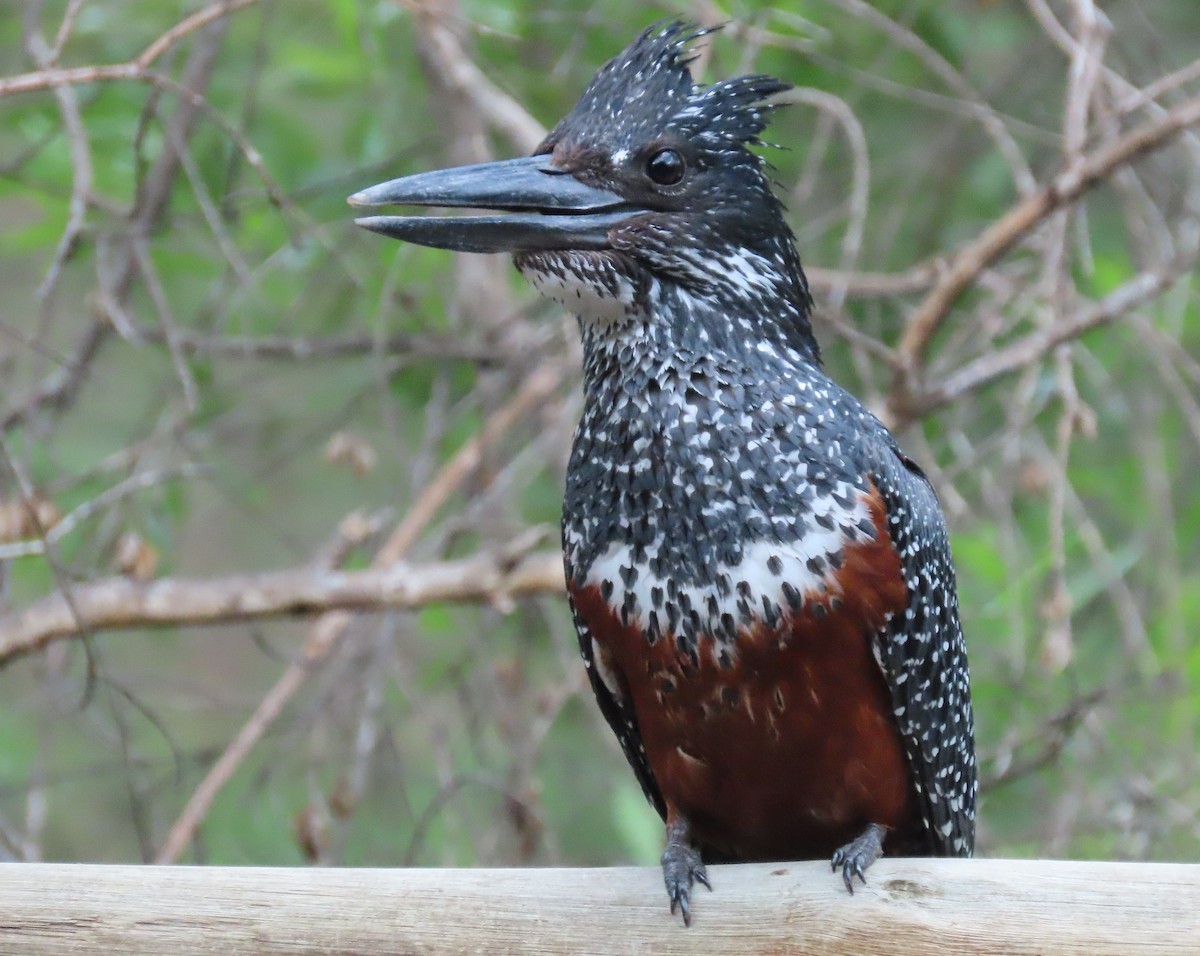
[646,148,685,186]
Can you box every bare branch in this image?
[0,549,564,669]
[823,0,1036,194]
[914,265,1188,416]
[407,1,546,155]
[782,88,871,311]
[804,264,942,298]
[0,466,205,561]
[135,0,265,70]
[23,13,93,304]
[893,91,1200,408]
[136,329,499,364]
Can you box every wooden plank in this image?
[0,859,1195,955]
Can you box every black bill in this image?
[348,155,643,253]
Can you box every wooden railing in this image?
[1,858,1196,954]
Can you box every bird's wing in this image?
[870,448,977,856]
[567,582,668,821]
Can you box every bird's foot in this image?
[831,822,887,894]
[661,816,711,927]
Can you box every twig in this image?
[892,91,1200,408]
[131,241,199,412]
[48,0,88,63]
[1118,57,1200,117]
[984,687,1108,791]
[804,263,942,297]
[135,0,264,70]
[23,13,93,305]
[913,265,1187,416]
[3,16,236,434]
[152,330,497,363]
[405,1,546,154]
[782,88,870,311]
[0,435,94,691]
[822,0,1036,194]
[0,321,107,432]
[0,465,205,561]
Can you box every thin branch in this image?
[1118,57,1200,116]
[48,0,88,63]
[131,241,199,412]
[914,265,1188,416]
[406,1,546,154]
[0,548,564,669]
[782,88,871,311]
[134,0,265,70]
[984,687,1108,791]
[822,0,1036,194]
[135,329,499,363]
[3,16,237,434]
[893,91,1200,403]
[0,320,107,432]
[23,14,93,304]
[0,465,205,561]
[0,62,140,99]
[0,63,290,221]
[804,263,942,298]
[375,364,567,566]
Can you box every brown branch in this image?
[0,62,139,98]
[805,263,941,298]
[0,3,260,96]
[375,364,567,566]
[407,1,546,155]
[983,688,1108,793]
[135,0,264,69]
[1,320,107,432]
[893,91,1200,407]
[912,265,1185,416]
[0,549,564,669]
[0,31,288,217]
[23,11,93,304]
[135,328,499,363]
[0,465,204,561]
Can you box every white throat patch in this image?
[520,252,637,326]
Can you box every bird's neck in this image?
[518,233,820,371]
[576,267,819,403]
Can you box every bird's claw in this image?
[662,840,710,927]
[831,822,886,895]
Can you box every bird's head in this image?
[351,22,816,357]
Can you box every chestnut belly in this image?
[636,618,924,861]
[571,566,926,859]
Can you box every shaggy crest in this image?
[541,21,791,158]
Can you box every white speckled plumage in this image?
[510,22,977,865]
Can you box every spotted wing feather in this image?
[870,447,977,856]
[567,575,667,821]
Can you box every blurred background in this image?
[0,0,1198,869]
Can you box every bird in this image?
[349,21,977,926]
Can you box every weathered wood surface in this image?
[0,858,1196,955]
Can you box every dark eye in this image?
[646,148,685,186]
